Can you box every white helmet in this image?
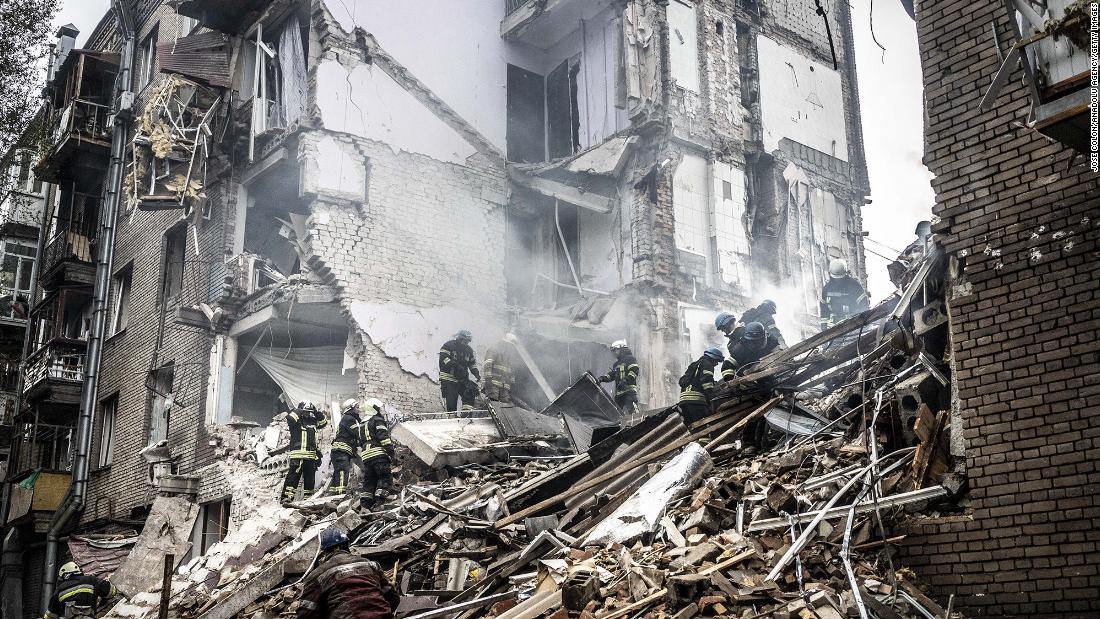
[363,398,384,414]
[341,398,359,412]
[503,333,518,344]
[610,340,629,351]
[828,258,848,279]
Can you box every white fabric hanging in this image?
[278,15,308,127]
[249,345,358,409]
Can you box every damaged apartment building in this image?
[0,0,869,612]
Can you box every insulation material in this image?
[315,59,478,164]
[712,161,752,290]
[277,15,308,127]
[757,35,848,161]
[667,0,700,93]
[249,346,358,408]
[584,442,712,546]
[672,153,711,270]
[349,301,505,381]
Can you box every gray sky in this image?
[849,0,935,300]
[54,0,934,302]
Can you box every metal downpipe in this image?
[41,0,134,610]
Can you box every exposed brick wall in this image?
[83,4,225,524]
[301,132,509,414]
[899,1,1100,616]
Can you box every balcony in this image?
[501,0,613,45]
[0,286,30,327]
[39,48,118,184]
[23,338,86,405]
[5,470,72,526]
[40,229,96,288]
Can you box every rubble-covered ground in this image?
[104,247,960,619]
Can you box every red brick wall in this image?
[900,0,1100,616]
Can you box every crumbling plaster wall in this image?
[299,132,508,414]
[899,1,1100,615]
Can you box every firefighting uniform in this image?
[482,340,518,403]
[678,357,718,424]
[360,411,394,507]
[296,552,398,619]
[44,574,117,619]
[329,408,364,495]
[819,274,870,325]
[281,407,328,502]
[599,352,640,415]
[439,338,480,411]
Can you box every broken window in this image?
[0,240,36,322]
[98,394,117,468]
[138,26,159,91]
[10,150,43,195]
[162,226,186,303]
[182,498,231,563]
[240,13,308,157]
[148,363,174,444]
[506,64,546,163]
[712,162,752,290]
[111,263,132,335]
[667,0,700,92]
[546,59,581,160]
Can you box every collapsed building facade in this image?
[0,0,872,613]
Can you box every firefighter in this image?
[720,322,781,381]
[44,561,119,619]
[280,401,328,505]
[359,398,395,511]
[597,340,640,417]
[482,333,519,404]
[741,299,786,350]
[819,258,870,326]
[328,398,365,497]
[296,527,399,619]
[678,346,725,424]
[714,311,743,356]
[439,330,479,411]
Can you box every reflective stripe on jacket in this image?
[287,409,328,460]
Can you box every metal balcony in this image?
[40,228,96,287]
[38,99,112,183]
[23,338,86,404]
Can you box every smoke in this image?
[747,280,822,346]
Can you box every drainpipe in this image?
[41,0,134,610]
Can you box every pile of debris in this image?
[103,246,960,618]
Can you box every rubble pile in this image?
[105,249,960,618]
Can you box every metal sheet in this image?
[543,374,622,453]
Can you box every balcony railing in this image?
[41,229,95,279]
[23,339,86,394]
[505,0,532,15]
[51,99,112,146]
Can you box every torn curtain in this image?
[250,346,358,409]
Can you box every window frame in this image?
[98,394,118,468]
[111,262,133,336]
[162,226,186,305]
[138,26,160,91]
